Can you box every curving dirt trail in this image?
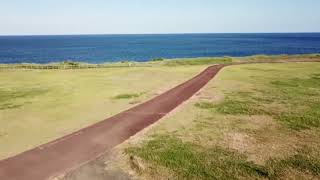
[0,65,224,180]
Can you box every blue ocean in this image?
[0,33,320,64]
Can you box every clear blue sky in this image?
[1,0,319,35]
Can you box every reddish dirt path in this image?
[0,65,224,180]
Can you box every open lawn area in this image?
[0,66,207,159]
[119,62,320,180]
[1,56,320,180]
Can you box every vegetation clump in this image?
[194,102,216,109]
[62,61,80,66]
[150,58,165,61]
[113,93,142,99]
[164,57,232,66]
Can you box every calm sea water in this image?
[0,33,320,64]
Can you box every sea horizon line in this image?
[1,32,320,37]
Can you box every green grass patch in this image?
[266,148,320,178]
[267,75,320,130]
[276,103,320,130]
[194,102,216,109]
[195,92,268,116]
[0,88,48,110]
[195,99,261,115]
[214,98,267,116]
[211,67,320,130]
[125,135,268,179]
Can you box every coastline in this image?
[0,54,319,69]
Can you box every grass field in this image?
[0,66,208,159]
[1,55,320,179]
[122,62,320,180]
